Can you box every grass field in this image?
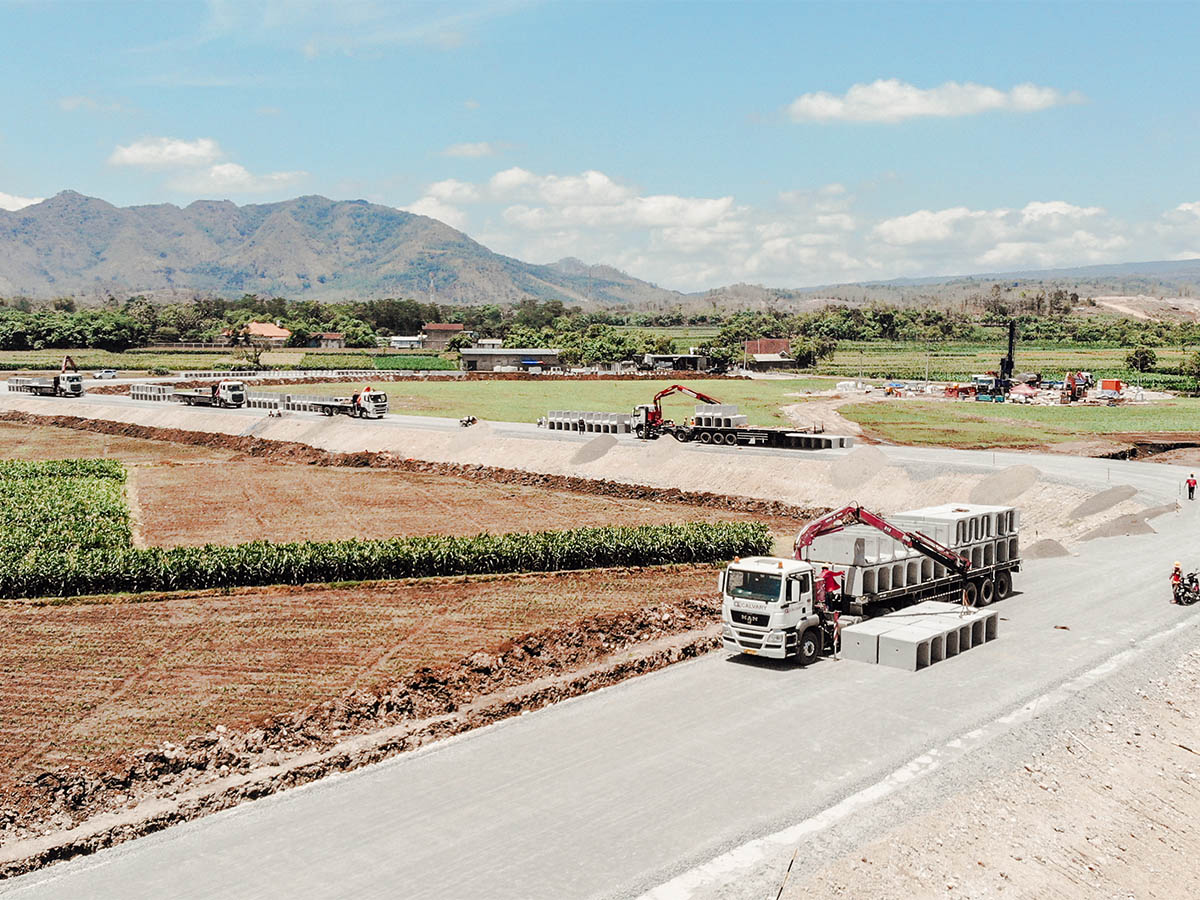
[263,376,840,425]
[818,341,1191,385]
[842,398,1200,447]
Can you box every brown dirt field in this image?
[0,419,808,547]
[0,565,719,791]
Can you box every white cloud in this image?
[168,163,307,194]
[442,141,495,158]
[787,79,1083,123]
[428,178,480,202]
[403,196,468,230]
[109,137,222,168]
[0,191,43,211]
[874,207,991,244]
[405,162,1200,290]
[1019,200,1103,223]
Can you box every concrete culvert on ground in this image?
[969,464,1039,505]
[1069,484,1138,519]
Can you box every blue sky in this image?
[2,0,1199,291]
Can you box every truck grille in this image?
[731,610,770,627]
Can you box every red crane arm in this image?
[651,384,724,408]
[793,504,971,577]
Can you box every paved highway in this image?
[1,396,1196,898]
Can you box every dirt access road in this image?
[4,442,1195,900]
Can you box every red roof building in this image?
[743,338,791,356]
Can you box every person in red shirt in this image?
[815,567,844,609]
[1172,562,1183,603]
[1187,474,1197,501]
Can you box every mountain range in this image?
[0,191,681,305]
[2,191,1199,308]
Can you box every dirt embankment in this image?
[0,410,827,523]
[0,595,721,878]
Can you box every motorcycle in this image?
[1174,572,1200,605]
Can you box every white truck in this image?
[173,380,247,408]
[312,386,388,419]
[7,373,85,397]
[721,503,1021,665]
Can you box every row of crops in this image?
[0,459,132,559]
[1,522,772,599]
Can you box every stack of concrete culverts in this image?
[807,504,1019,600]
[130,384,173,402]
[693,403,748,428]
[546,411,634,434]
[841,601,999,671]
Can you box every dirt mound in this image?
[0,596,721,877]
[969,464,1039,504]
[571,435,617,465]
[830,445,888,490]
[0,411,828,524]
[1023,538,1070,558]
[1069,485,1138,519]
[1079,512,1156,541]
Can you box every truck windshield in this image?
[726,569,782,603]
[226,382,245,392]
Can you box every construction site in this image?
[0,358,1198,900]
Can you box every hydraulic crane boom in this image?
[641,383,723,427]
[793,504,972,578]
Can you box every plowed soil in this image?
[0,420,807,547]
[0,566,718,792]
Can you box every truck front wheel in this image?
[798,629,820,667]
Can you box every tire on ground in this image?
[995,570,1012,600]
[798,628,820,666]
[964,581,979,607]
[977,577,995,606]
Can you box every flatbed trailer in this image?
[662,423,849,450]
[312,389,388,419]
[7,374,85,397]
[173,380,246,408]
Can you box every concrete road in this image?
[1,402,1197,899]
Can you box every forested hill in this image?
[0,191,683,306]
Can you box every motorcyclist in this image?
[1172,562,1183,603]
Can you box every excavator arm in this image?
[793,504,971,578]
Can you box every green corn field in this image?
[0,457,772,599]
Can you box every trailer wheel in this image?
[995,570,1012,600]
[699,432,712,444]
[798,629,820,666]
[963,581,979,607]
[723,433,738,446]
[977,578,995,606]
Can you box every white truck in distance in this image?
[721,504,1021,664]
[173,380,247,408]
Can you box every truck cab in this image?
[720,557,822,662]
[55,373,84,396]
[215,380,246,407]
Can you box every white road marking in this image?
[639,618,1195,900]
